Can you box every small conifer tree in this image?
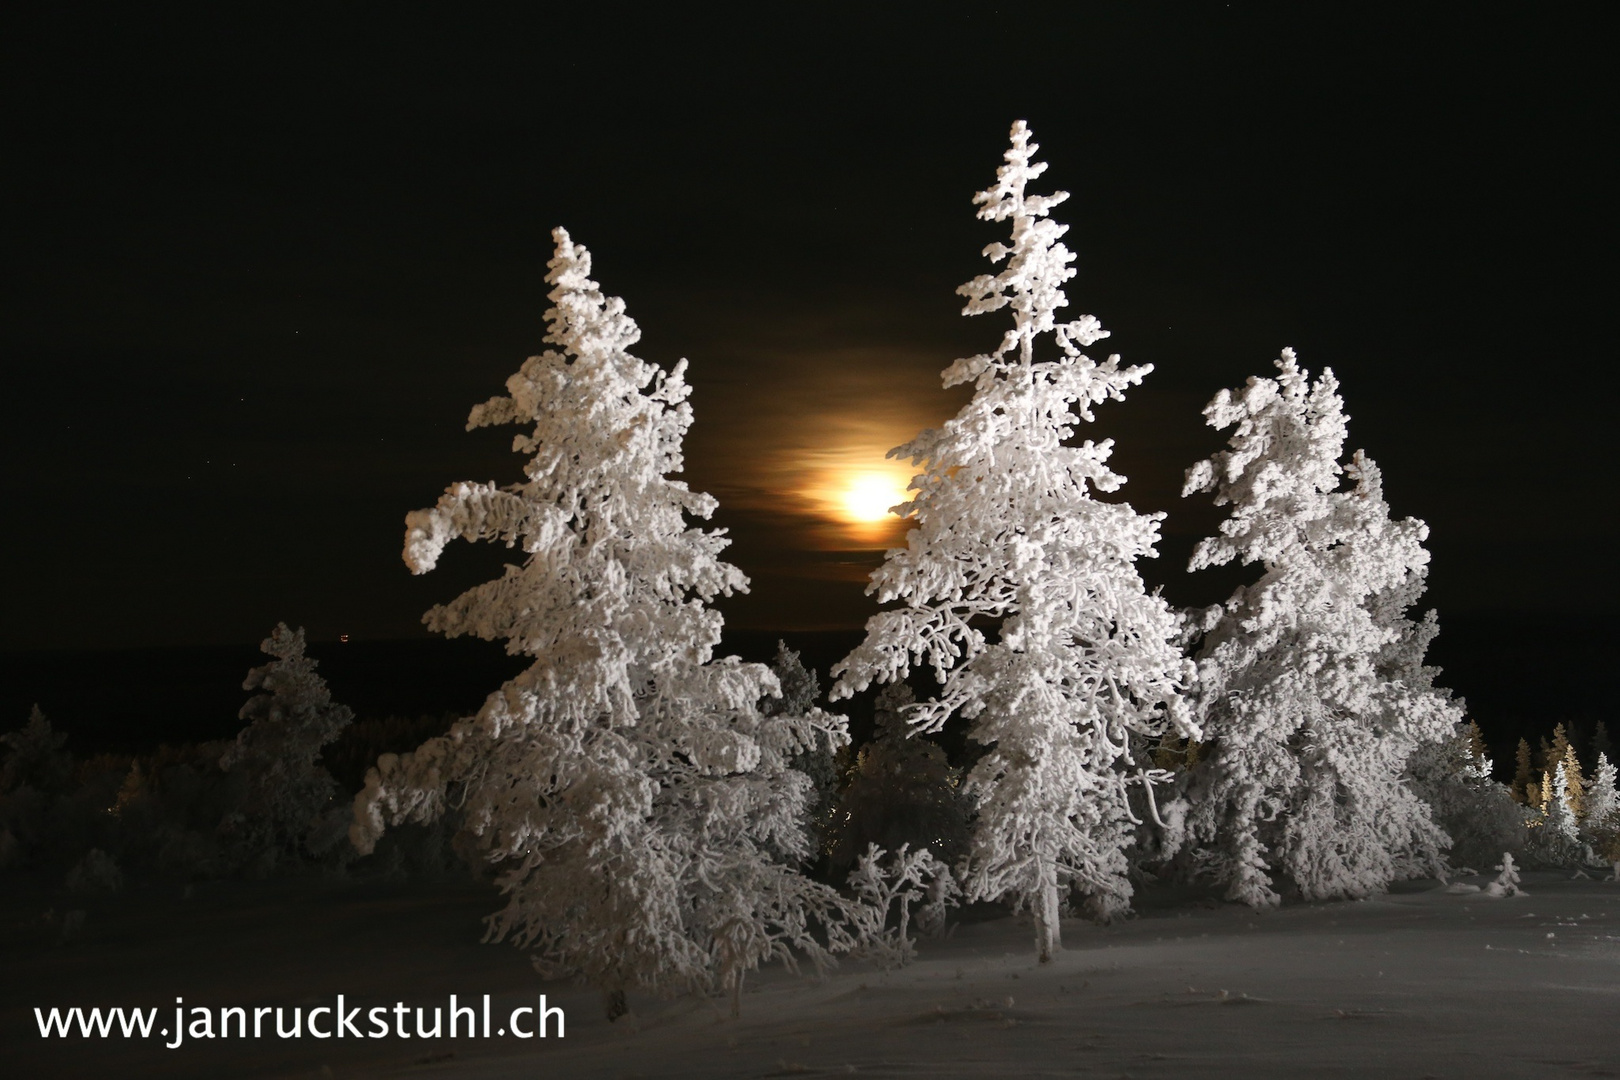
[1,706,73,796]
[1486,852,1523,897]
[1585,753,1618,830]
[1539,762,1582,864]
[1582,752,1618,856]
[221,624,353,864]
[1560,744,1586,819]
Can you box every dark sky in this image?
[1,4,1613,652]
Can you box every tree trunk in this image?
[603,988,628,1022]
[1033,868,1061,963]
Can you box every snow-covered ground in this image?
[8,869,1618,1078]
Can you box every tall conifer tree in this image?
[353,230,855,1014]
[833,122,1197,961]
[1175,351,1459,906]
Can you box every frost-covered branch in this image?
[845,844,960,969]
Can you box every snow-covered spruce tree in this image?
[222,623,354,866]
[1558,744,1586,819]
[1486,852,1523,897]
[352,229,855,1017]
[1530,762,1583,866]
[1585,753,1618,834]
[832,122,1198,961]
[1584,753,1620,865]
[1173,350,1460,907]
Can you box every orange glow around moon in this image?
[795,459,917,547]
[782,440,921,548]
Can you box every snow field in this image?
[538,873,1617,1079]
[8,870,1618,1079]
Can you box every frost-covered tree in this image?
[352,229,855,1016]
[1532,762,1583,866]
[1558,744,1586,819]
[1585,753,1620,865]
[221,623,353,865]
[1377,577,1514,873]
[843,843,958,967]
[1173,350,1459,907]
[1585,753,1618,831]
[832,122,1197,961]
[1486,852,1523,897]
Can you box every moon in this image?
[838,471,909,524]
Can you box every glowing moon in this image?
[838,472,909,523]
[792,451,916,547]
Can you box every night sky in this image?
[2,5,1613,656]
